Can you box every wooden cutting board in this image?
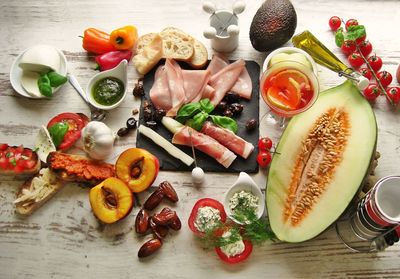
[136,60,260,173]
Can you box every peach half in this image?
[115,148,159,193]
[89,177,134,224]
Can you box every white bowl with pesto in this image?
[262,46,318,75]
[223,172,265,224]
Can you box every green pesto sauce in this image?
[92,77,124,106]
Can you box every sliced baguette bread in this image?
[14,168,64,215]
[133,33,163,75]
[159,29,194,61]
[135,32,158,54]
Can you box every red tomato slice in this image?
[0,157,8,169]
[0,143,8,151]
[215,239,253,264]
[47,112,89,151]
[188,198,227,237]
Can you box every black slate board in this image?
[136,60,260,173]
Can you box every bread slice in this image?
[14,168,64,215]
[135,33,158,54]
[133,33,163,75]
[160,27,208,68]
[159,28,194,61]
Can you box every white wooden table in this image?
[1,0,399,278]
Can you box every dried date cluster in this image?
[135,181,181,258]
[143,99,166,129]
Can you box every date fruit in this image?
[138,238,162,258]
[150,217,169,239]
[135,209,150,234]
[159,181,178,202]
[143,189,165,211]
[168,215,182,231]
[152,207,177,226]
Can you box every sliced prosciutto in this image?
[182,69,210,103]
[165,59,186,117]
[149,66,172,110]
[201,121,254,159]
[172,126,237,168]
[207,54,229,76]
[209,59,246,106]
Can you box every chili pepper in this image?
[47,71,68,87]
[95,50,132,71]
[37,74,52,97]
[110,25,138,50]
[82,28,116,54]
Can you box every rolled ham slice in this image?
[182,69,210,103]
[209,59,246,106]
[149,66,172,110]
[172,126,237,168]
[165,59,186,117]
[207,54,229,76]
[201,121,254,159]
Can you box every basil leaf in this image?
[335,27,344,47]
[48,122,69,147]
[176,103,201,123]
[199,98,214,113]
[345,25,366,42]
[47,71,68,87]
[209,115,238,134]
[187,111,208,131]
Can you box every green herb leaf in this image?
[345,25,366,42]
[48,122,69,147]
[199,98,215,114]
[209,115,238,134]
[5,152,12,158]
[200,222,242,248]
[47,71,68,87]
[10,158,16,166]
[335,27,344,47]
[187,111,208,131]
[176,103,201,123]
[37,74,53,97]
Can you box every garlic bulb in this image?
[81,121,115,160]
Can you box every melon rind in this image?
[266,80,377,242]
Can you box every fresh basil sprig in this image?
[335,25,366,47]
[48,122,69,147]
[176,98,238,133]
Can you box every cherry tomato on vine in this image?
[385,87,400,104]
[367,55,383,72]
[376,71,393,88]
[345,19,359,31]
[348,52,364,68]
[341,40,356,56]
[258,137,273,151]
[363,83,381,101]
[329,16,341,31]
[257,151,272,168]
[359,40,372,56]
[359,67,373,80]
[355,35,366,45]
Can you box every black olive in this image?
[223,109,233,118]
[224,92,240,103]
[126,117,137,130]
[246,118,257,131]
[133,79,144,97]
[216,101,228,112]
[230,103,244,115]
[145,121,157,129]
[117,127,130,137]
[154,109,166,122]
[143,107,153,122]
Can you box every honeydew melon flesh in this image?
[266,80,377,243]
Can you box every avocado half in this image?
[266,81,377,243]
[250,0,297,52]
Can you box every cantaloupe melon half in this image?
[266,80,377,242]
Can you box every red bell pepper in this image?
[95,50,133,71]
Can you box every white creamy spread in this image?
[13,168,58,205]
[229,190,259,213]
[194,206,221,232]
[220,231,245,257]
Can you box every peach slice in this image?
[115,148,159,193]
[89,177,134,224]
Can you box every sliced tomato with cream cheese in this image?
[47,113,89,151]
[215,239,253,264]
[188,198,227,237]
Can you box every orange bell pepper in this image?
[82,28,116,54]
[110,25,138,50]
